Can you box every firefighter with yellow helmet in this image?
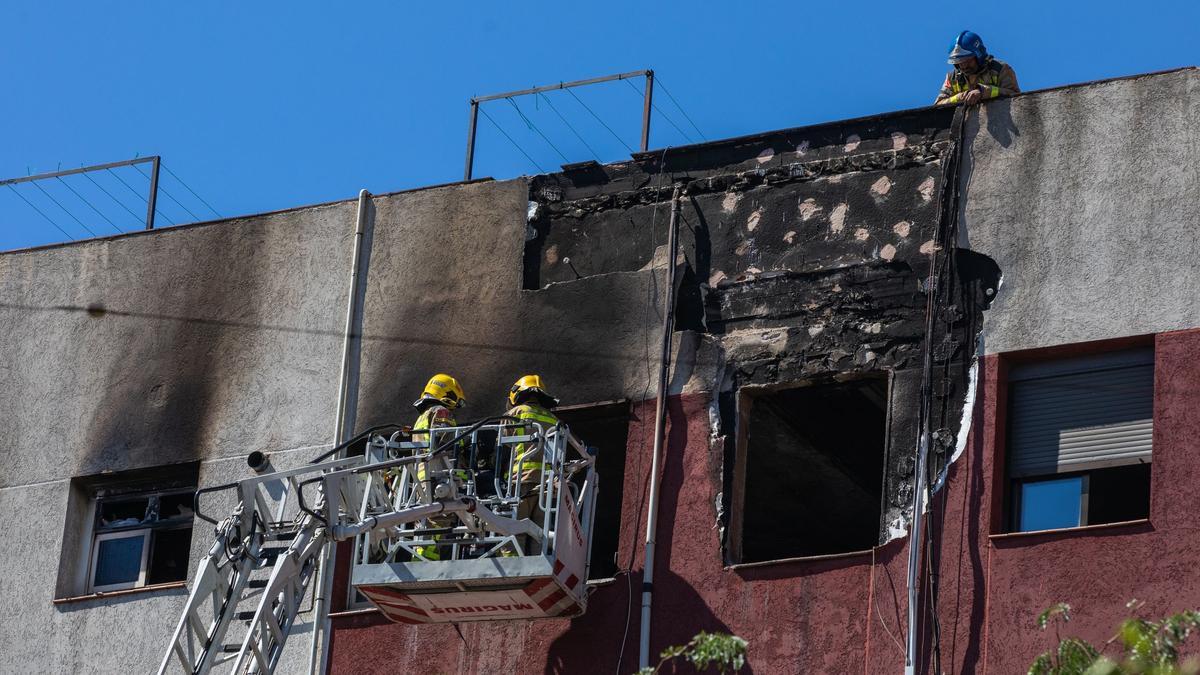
[410,373,466,561]
[504,375,561,555]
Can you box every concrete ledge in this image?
[52,580,186,605]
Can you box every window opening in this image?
[1006,348,1153,533]
[734,376,889,563]
[556,400,630,580]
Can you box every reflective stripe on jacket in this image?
[935,57,1019,105]
[505,403,559,475]
[413,405,456,481]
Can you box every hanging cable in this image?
[83,171,145,229]
[478,106,547,173]
[56,177,122,234]
[133,163,202,222]
[30,180,98,237]
[107,168,174,226]
[653,77,706,141]
[506,97,570,164]
[162,163,221,217]
[537,92,602,162]
[566,87,635,154]
[623,78,694,144]
[6,184,75,241]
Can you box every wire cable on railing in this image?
[162,164,221,218]
[566,87,635,154]
[107,168,175,226]
[132,163,202,222]
[6,184,74,241]
[82,170,145,228]
[478,105,547,173]
[506,97,570,164]
[623,78,693,144]
[30,180,98,237]
[56,176,122,234]
[653,76,706,141]
[537,92,601,162]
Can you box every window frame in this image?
[85,487,197,594]
[89,528,152,593]
[729,373,892,565]
[996,338,1155,536]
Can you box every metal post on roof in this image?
[464,100,480,181]
[640,70,654,153]
[145,156,161,230]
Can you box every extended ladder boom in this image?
[159,420,598,675]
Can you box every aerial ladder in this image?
[158,418,598,674]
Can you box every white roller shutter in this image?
[1008,349,1154,478]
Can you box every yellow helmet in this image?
[508,374,559,408]
[413,373,466,409]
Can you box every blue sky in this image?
[3,1,1197,251]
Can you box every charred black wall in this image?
[524,104,998,547]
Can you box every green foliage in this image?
[1029,601,1200,675]
[636,631,748,675]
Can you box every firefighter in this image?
[935,31,1019,106]
[503,375,561,555]
[410,373,467,561]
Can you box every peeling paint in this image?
[870,176,892,196]
[746,207,764,232]
[829,203,849,234]
[920,239,940,255]
[544,244,559,265]
[893,221,912,237]
[854,228,870,241]
[783,231,797,244]
[880,244,897,261]
[844,134,861,152]
[709,270,728,286]
[721,192,740,214]
[918,176,936,202]
[891,131,908,150]
[798,198,823,221]
[795,140,810,156]
[756,148,775,164]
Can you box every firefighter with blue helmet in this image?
[936,31,1019,106]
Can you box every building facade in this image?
[0,68,1195,674]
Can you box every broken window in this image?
[732,376,889,563]
[556,401,630,580]
[1006,348,1153,532]
[57,463,198,598]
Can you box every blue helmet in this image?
[947,31,988,65]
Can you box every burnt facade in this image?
[1,68,1197,674]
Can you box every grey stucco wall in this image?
[960,68,1200,354]
[0,202,359,672]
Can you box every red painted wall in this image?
[327,329,1200,674]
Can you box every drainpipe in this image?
[639,186,682,670]
[309,189,371,675]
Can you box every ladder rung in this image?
[221,644,241,653]
[264,530,299,541]
[247,579,269,589]
[236,610,257,622]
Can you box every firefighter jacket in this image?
[413,404,456,481]
[935,57,1019,106]
[505,403,560,475]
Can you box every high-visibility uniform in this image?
[504,403,559,555]
[412,404,456,561]
[935,57,1019,106]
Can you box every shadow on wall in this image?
[984,98,1020,149]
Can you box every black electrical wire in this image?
[566,87,635,154]
[162,163,221,217]
[478,105,547,174]
[133,163,202,222]
[6,184,74,241]
[654,76,707,141]
[537,92,602,162]
[506,97,570,164]
[623,78,694,144]
[82,170,145,228]
[56,176,122,234]
[30,180,98,237]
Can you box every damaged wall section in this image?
[524,105,1000,557]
